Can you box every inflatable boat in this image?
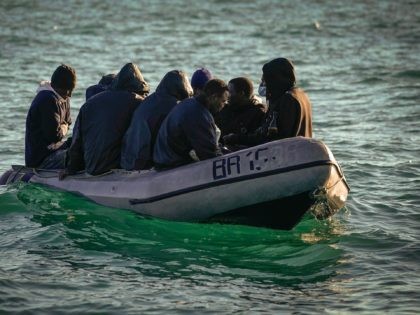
[0,137,349,230]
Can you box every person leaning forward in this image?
[153,79,229,169]
[60,62,149,178]
[25,64,76,169]
[215,76,267,142]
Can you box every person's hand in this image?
[58,169,70,181]
[60,123,69,137]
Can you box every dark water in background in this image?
[0,0,419,313]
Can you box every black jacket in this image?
[67,63,148,175]
[153,97,221,168]
[25,87,71,167]
[231,88,313,146]
[215,96,266,139]
[67,90,142,175]
[227,58,312,146]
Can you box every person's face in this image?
[209,90,229,113]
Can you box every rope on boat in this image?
[33,168,61,178]
[325,172,346,191]
[309,172,347,219]
[31,168,115,180]
[73,170,114,180]
[310,188,332,219]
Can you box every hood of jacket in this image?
[262,58,296,102]
[111,63,150,96]
[156,70,193,101]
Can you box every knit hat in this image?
[191,68,212,89]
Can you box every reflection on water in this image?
[12,183,344,286]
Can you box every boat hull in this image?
[0,137,349,230]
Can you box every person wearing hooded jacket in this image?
[121,70,193,170]
[215,76,267,141]
[85,73,116,101]
[61,63,149,177]
[223,58,312,146]
[25,64,76,169]
[153,79,229,169]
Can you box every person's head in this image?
[191,68,212,96]
[50,64,77,99]
[228,77,253,106]
[262,57,296,101]
[201,78,229,114]
[98,73,116,86]
[157,70,193,101]
[111,62,150,97]
[85,73,116,101]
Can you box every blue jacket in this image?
[25,85,71,167]
[153,97,221,168]
[121,70,192,170]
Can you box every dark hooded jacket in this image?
[228,58,312,146]
[153,97,222,168]
[66,63,148,175]
[215,96,267,139]
[85,73,116,101]
[121,70,192,170]
[25,82,72,167]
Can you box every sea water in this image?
[0,0,419,313]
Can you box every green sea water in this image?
[0,0,419,313]
[1,183,350,313]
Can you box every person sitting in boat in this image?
[85,73,116,100]
[61,63,149,178]
[223,57,312,146]
[121,70,193,170]
[25,64,76,169]
[153,78,229,169]
[191,67,213,96]
[215,76,267,149]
